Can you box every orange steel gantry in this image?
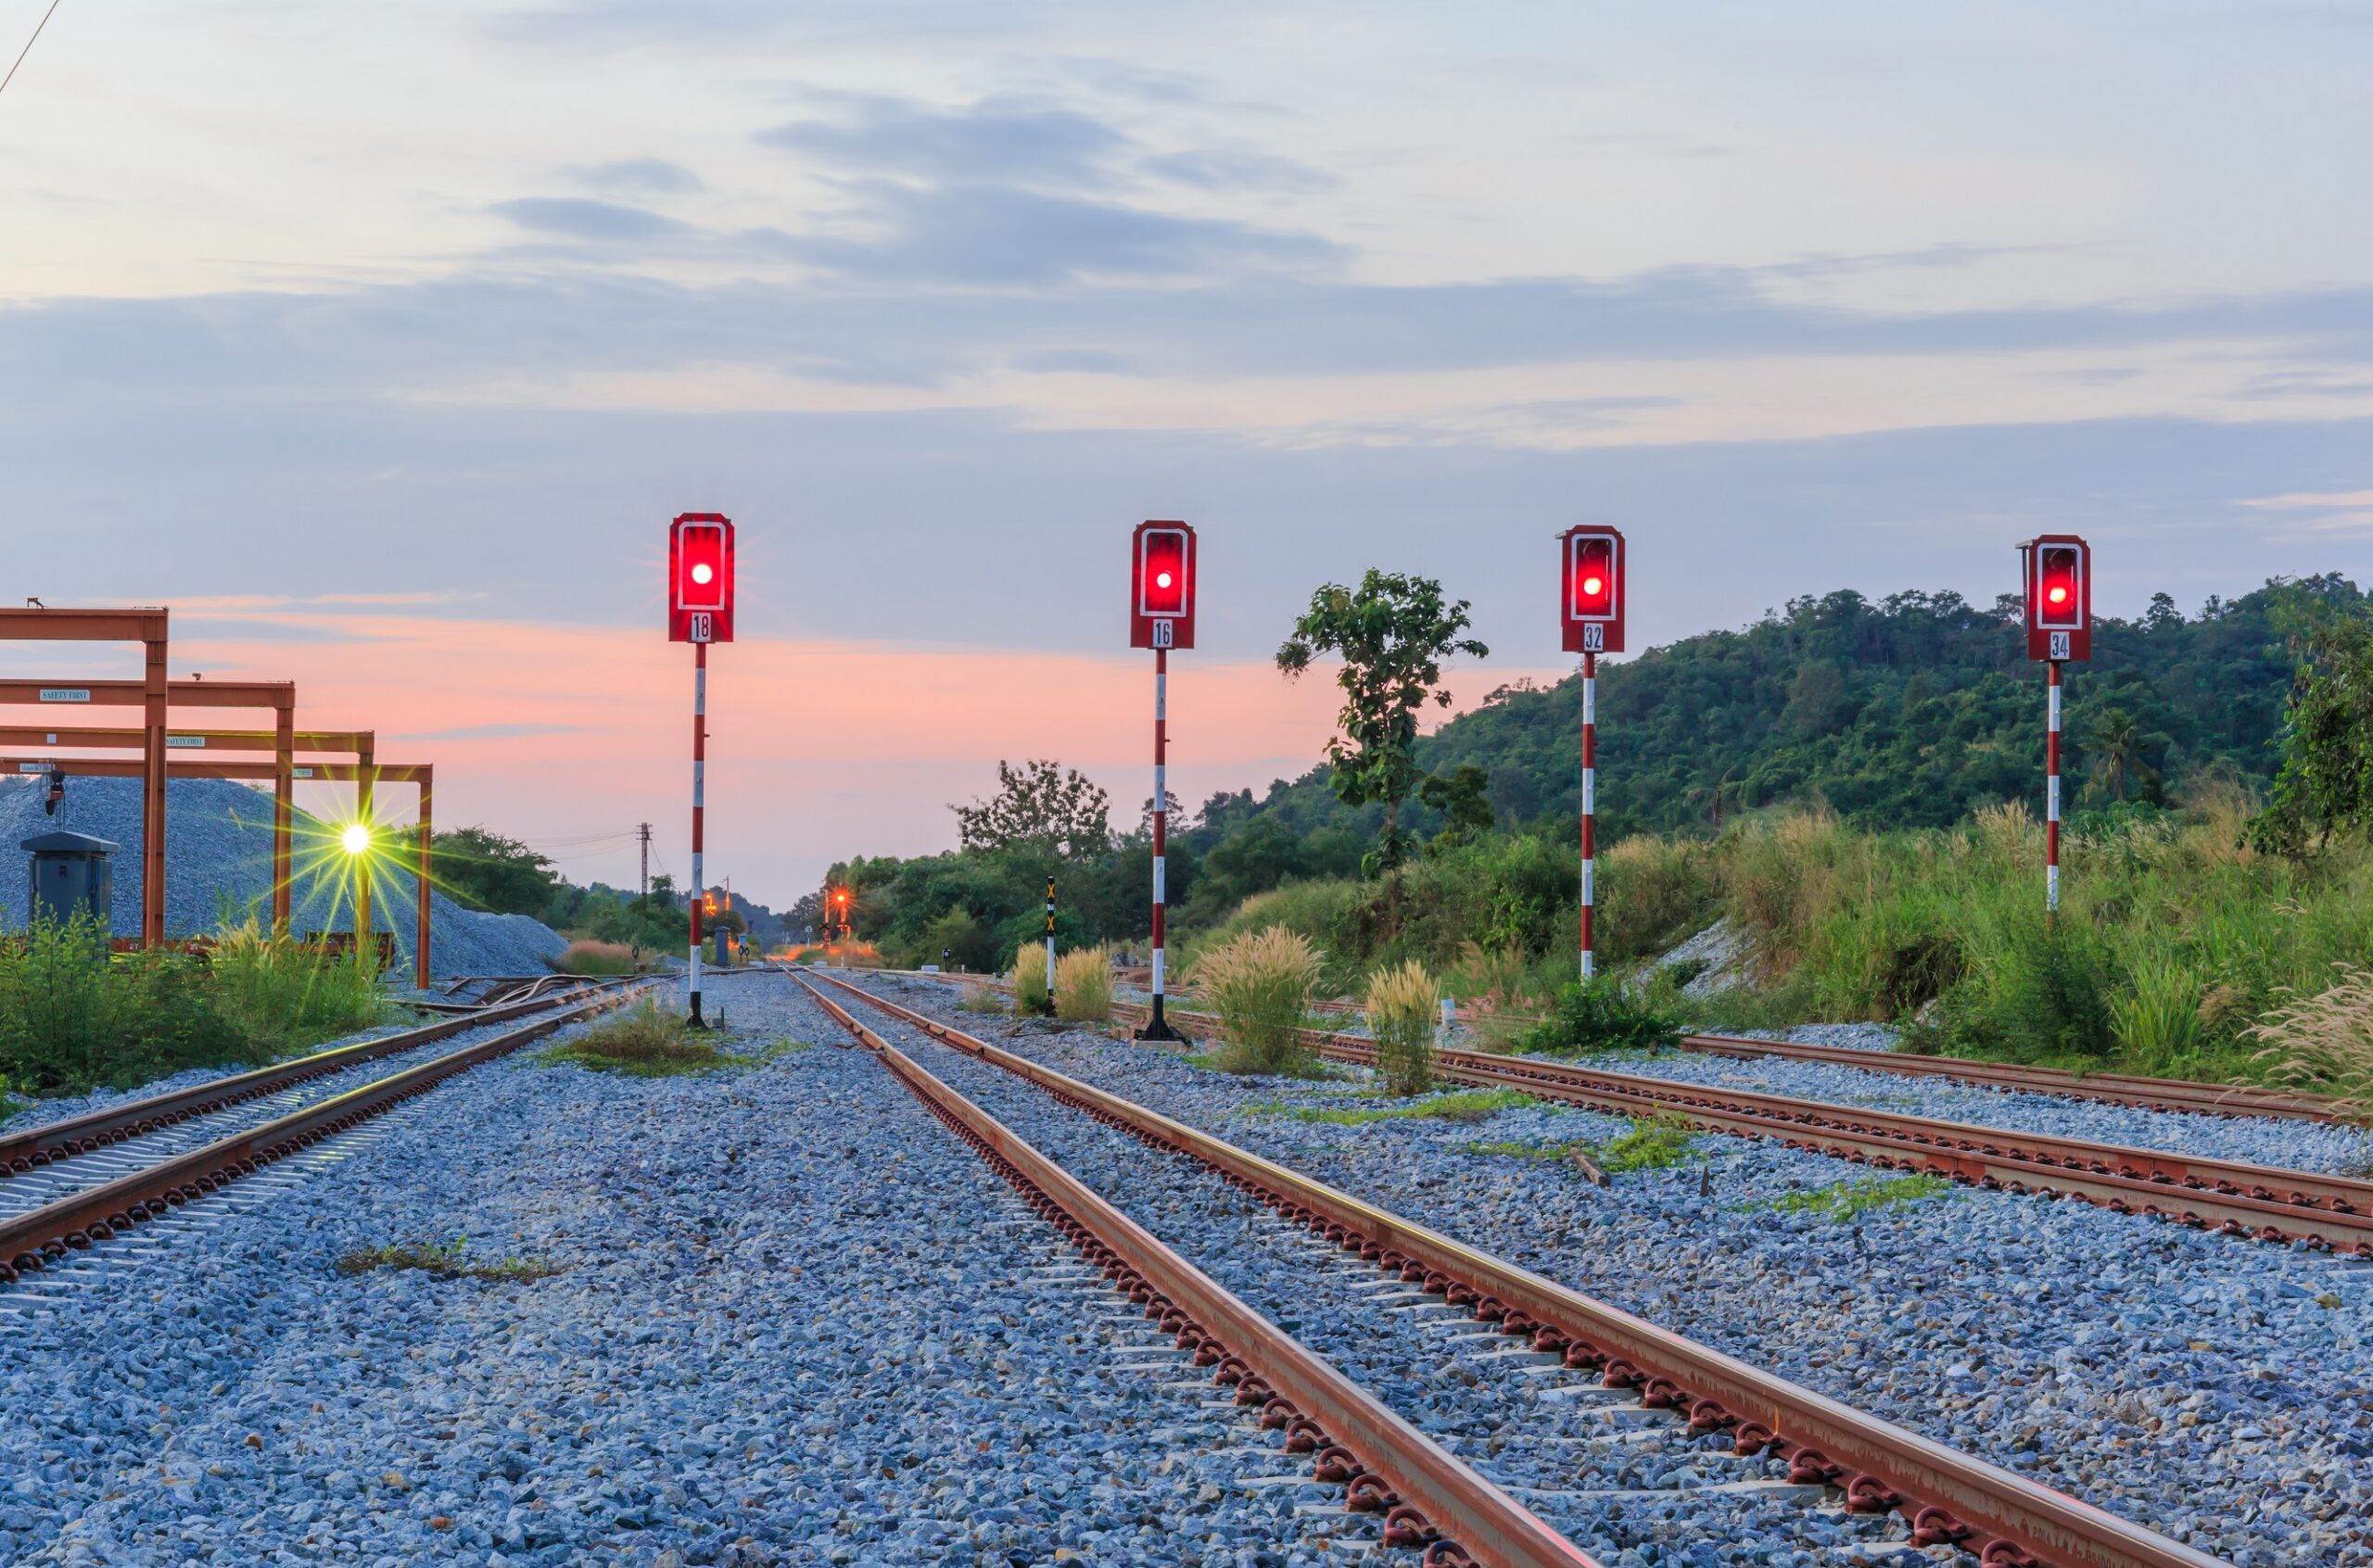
[0,609,171,945]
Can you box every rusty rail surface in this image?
[1665,1033,2341,1122]
[1174,1010,2373,1258]
[0,982,613,1174]
[791,972,1595,1568]
[0,981,653,1283]
[822,971,2228,1568]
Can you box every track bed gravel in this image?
[0,974,1378,1567]
[867,972,2373,1568]
[828,985,1959,1568]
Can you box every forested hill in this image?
[1225,575,2363,846]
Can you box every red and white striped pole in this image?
[2045,659,2062,928]
[1580,651,1596,980]
[1145,647,1178,1038]
[689,639,707,1026]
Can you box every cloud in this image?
[755,95,1130,188]
[487,197,696,244]
[1140,148,1336,194]
[563,158,705,195]
[778,179,1340,285]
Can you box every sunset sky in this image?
[4,3,2370,904]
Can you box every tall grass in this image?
[1009,945,1051,1014]
[2248,967,2373,1123]
[1364,959,1440,1094]
[208,917,387,1055]
[1053,945,1113,1024]
[1192,925,1322,1076]
[552,939,636,976]
[0,915,376,1095]
[1179,795,2373,1086]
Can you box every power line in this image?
[0,1,63,100]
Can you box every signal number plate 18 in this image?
[689,613,714,643]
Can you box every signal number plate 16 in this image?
[1151,619,1174,649]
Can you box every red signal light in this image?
[668,513,736,642]
[2022,535,2090,660]
[1129,521,1198,650]
[1560,525,1626,653]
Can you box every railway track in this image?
[0,979,653,1287]
[1292,997,2337,1122]
[804,969,2226,1568]
[1099,996,2373,1258]
[920,972,2335,1122]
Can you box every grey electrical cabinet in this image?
[21,830,117,929]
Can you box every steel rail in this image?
[1667,1034,2340,1122]
[818,972,2226,1568]
[1151,991,2334,1122]
[0,982,611,1174]
[0,981,654,1283]
[1099,997,2373,1258]
[790,973,1598,1568]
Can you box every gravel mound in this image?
[0,776,564,979]
[0,973,1390,1566]
[863,973,2373,1568]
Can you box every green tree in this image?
[2082,706,2166,804]
[952,759,1112,859]
[431,826,562,916]
[1417,762,1494,854]
[2251,602,2373,855]
[1276,570,1490,876]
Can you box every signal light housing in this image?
[2021,534,2091,661]
[1560,525,1626,654]
[668,512,736,643]
[1129,521,1197,650]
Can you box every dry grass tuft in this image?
[1193,925,1322,1076]
[1364,959,1440,1095]
[1009,947,1052,1014]
[1054,945,1113,1023]
[2248,966,2373,1123]
[554,939,637,976]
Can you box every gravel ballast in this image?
[861,972,2373,1568]
[0,972,1409,1566]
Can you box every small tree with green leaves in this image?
[2250,604,2373,857]
[1276,570,1489,878]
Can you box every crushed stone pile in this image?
[0,776,564,980]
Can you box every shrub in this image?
[2108,954,2208,1068]
[2248,966,2373,1122]
[1193,925,1322,1075]
[0,916,332,1095]
[1009,946,1051,1014]
[1054,945,1113,1023]
[552,939,636,976]
[1364,959,1440,1094]
[540,1000,742,1077]
[208,917,386,1053]
[1519,977,1684,1056]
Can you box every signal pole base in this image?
[1134,996,1188,1045]
[687,995,708,1031]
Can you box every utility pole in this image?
[638,822,652,897]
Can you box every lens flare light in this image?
[341,824,371,855]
